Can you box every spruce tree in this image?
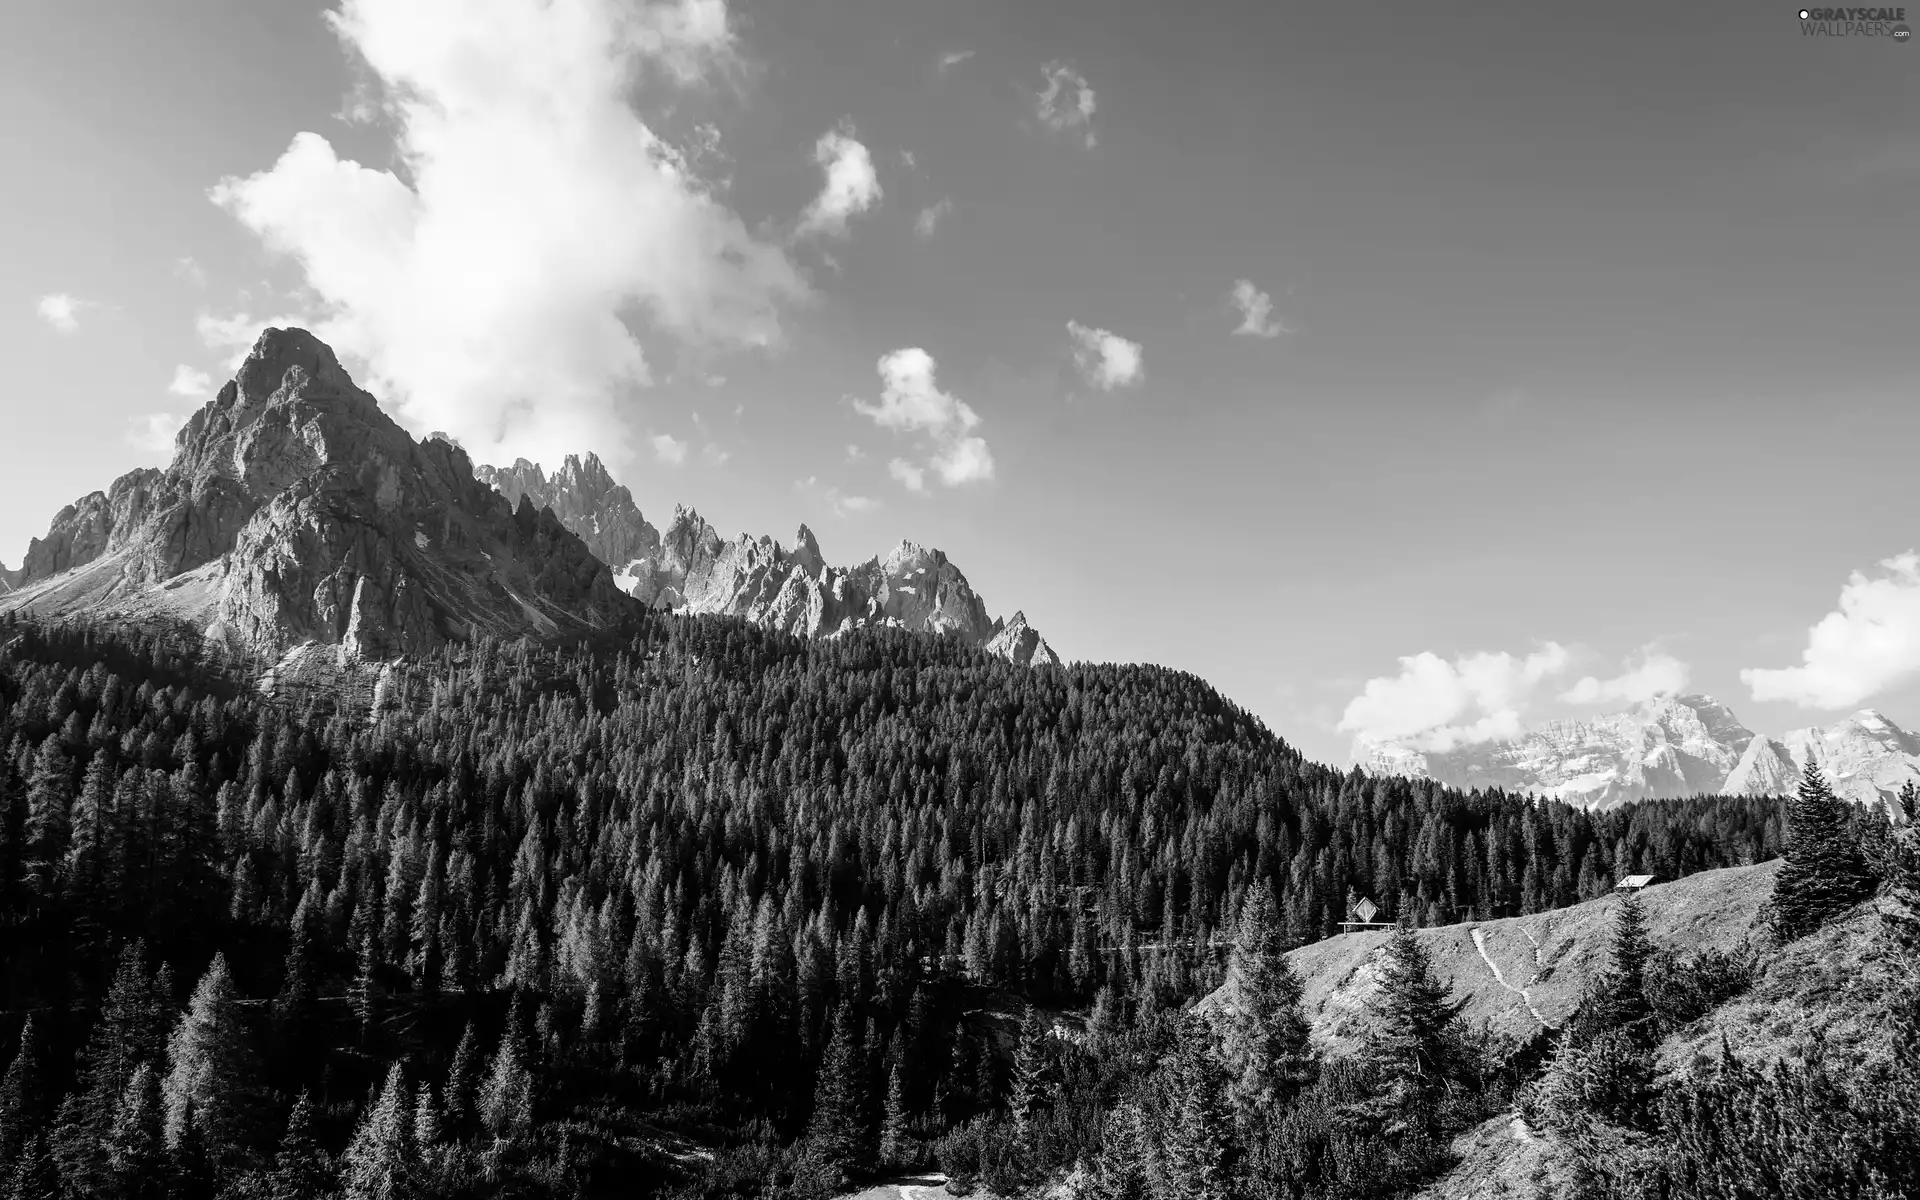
[160,952,260,1157]
[879,1064,911,1170]
[1219,884,1316,1115]
[1363,919,1467,1125]
[0,1015,46,1165]
[267,1094,333,1200]
[341,1063,410,1200]
[1008,1005,1052,1139]
[1596,889,1654,1037]
[804,1002,871,1180]
[1770,762,1877,941]
[4,1134,59,1200]
[104,1063,167,1200]
[1158,1015,1233,1200]
[478,1027,534,1145]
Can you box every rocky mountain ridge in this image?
[0,328,636,668]
[474,454,1062,668]
[1355,692,1920,813]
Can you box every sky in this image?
[3,0,1919,764]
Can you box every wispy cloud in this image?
[1560,645,1690,705]
[127,413,187,455]
[888,458,926,493]
[798,122,882,239]
[1230,278,1288,338]
[1066,320,1143,390]
[650,432,689,465]
[35,293,90,334]
[207,0,807,469]
[1036,62,1097,148]
[937,49,974,72]
[797,475,877,516]
[167,365,214,397]
[914,199,953,239]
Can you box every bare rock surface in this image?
[474,456,1060,667]
[1,328,636,669]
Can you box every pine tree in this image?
[5,1133,59,1200]
[104,1063,167,1200]
[0,1015,46,1165]
[1008,1005,1052,1139]
[1086,1095,1149,1200]
[443,1022,481,1138]
[804,1002,871,1180]
[1158,1015,1233,1200]
[1219,884,1316,1115]
[879,1064,911,1169]
[478,1027,534,1145]
[267,1094,333,1200]
[22,736,72,898]
[160,952,260,1157]
[341,1063,410,1200]
[1595,889,1654,1037]
[1362,920,1467,1126]
[1770,761,1878,941]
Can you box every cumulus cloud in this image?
[1036,62,1096,147]
[855,347,980,437]
[1230,278,1287,338]
[1066,320,1143,390]
[650,432,689,464]
[127,413,187,455]
[931,436,994,486]
[1338,643,1572,752]
[36,294,87,333]
[207,0,807,469]
[167,365,214,398]
[1743,551,1920,708]
[914,199,952,239]
[798,123,881,239]
[888,458,926,493]
[845,443,864,462]
[1560,647,1690,705]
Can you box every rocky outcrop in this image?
[1,328,637,667]
[475,456,1061,667]
[1357,693,1919,814]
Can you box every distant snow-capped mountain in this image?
[474,455,1062,668]
[1353,693,1919,814]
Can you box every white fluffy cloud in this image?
[1560,647,1690,705]
[1338,643,1572,752]
[853,349,996,490]
[1231,278,1287,338]
[798,123,881,239]
[1066,320,1143,390]
[1743,551,1920,708]
[208,0,807,469]
[126,413,187,455]
[1037,62,1096,147]
[167,365,214,397]
[914,199,952,239]
[888,458,926,493]
[35,294,87,333]
[650,432,689,464]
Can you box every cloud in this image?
[1230,278,1287,338]
[701,442,729,466]
[938,50,974,72]
[797,475,877,516]
[798,123,881,239]
[208,0,807,470]
[1337,643,1572,752]
[198,310,317,369]
[36,294,87,333]
[1066,320,1143,390]
[931,436,994,486]
[1742,551,1920,708]
[1036,62,1096,147]
[888,458,926,493]
[127,413,187,455]
[175,258,208,287]
[650,432,689,464]
[1560,646,1690,705]
[854,347,980,437]
[914,199,952,239]
[845,443,864,461]
[167,365,214,397]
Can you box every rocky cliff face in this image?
[1354,693,1919,813]
[474,456,1061,667]
[0,328,636,667]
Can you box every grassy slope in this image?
[1201,861,1780,1053]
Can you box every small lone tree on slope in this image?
[1769,761,1877,942]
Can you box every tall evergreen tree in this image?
[1769,762,1878,942]
[1158,1015,1234,1200]
[0,1016,46,1166]
[1362,920,1467,1127]
[804,1002,871,1180]
[341,1064,410,1200]
[267,1093,333,1200]
[160,952,259,1157]
[1218,884,1316,1114]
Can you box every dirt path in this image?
[841,1174,952,1200]
[1471,926,1556,1031]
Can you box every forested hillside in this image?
[0,612,1789,1198]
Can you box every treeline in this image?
[0,613,1788,1197]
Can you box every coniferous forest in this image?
[0,610,1908,1200]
